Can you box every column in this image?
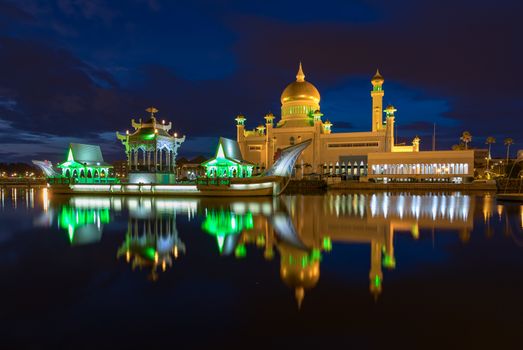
[159,149,163,171]
[154,147,158,171]
[166,149,170,171]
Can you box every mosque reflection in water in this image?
[30,188,523,307]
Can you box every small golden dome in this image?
[280,63,321,104]
[372,69,384,83]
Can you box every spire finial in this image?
[372,69,384,81]
[296,62,305,82]
[145,107,158,119]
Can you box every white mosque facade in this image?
[235,64,473,182]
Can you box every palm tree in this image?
[486,136,496,157]
[485,136,496,178]
[460,131,472,150]
[504,137,514,162]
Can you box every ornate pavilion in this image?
[117,107,186,184]
[57,143,114,182]
[201,137,254,178]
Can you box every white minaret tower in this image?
[371,69,385,132]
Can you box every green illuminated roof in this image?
[61,143,110,167]
[202,137,254,166]
[129,127,171,141]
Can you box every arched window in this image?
[289,136,295,145]
[94,170,99,178]
[65,169,71,177]
[80,170,85,178]
[72,169,78,178]
[101,170,106,178]
[87,170,92,178]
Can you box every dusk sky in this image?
[0,0,521,162]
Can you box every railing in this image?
[47,177,120,185]
[0,178,47,186]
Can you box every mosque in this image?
[235,63,474,182]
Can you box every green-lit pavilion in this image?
[116,107,185,184]
[202,137,254,178]
[57,143,113,181]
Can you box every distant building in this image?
[176,156,207,180]
[201,137,254,178]
[112,160,128,179]
[368,150,474,183]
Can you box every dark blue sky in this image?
[0,0,521,162]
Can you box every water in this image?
[1,188,523,347]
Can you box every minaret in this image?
[412,136,420,152]
[235,114,246,156]
[384,105,397,152]
[264,112,275,168]
[235,114,246,142]
[371,69,385,132]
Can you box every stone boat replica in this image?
[37,139,311,197]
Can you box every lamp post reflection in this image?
[117,215,185,281]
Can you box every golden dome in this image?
[280,63,320,104]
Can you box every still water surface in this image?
[1,188,523,347]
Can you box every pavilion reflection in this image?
[117,213,186,281]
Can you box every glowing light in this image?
[235,244,247,258]
[322,237,332,251]
[230,182,272,190]
[42,188,49,212]
[153,185,198,192]
[374,275,381,288]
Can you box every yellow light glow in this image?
[42,188,49,212]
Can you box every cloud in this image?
[1,0,521,162]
